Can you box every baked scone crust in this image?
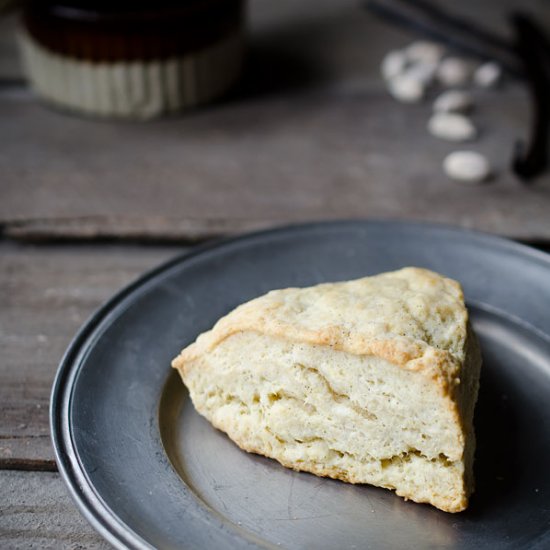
[172,267,481,513]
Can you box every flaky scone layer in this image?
[172,267,481,512]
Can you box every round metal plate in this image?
[51,221,550,549]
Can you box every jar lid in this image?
[24,0,244,61]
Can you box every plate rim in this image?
[49,219,550,549]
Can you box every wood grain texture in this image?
[2,84,549,242]
[0,244,180,469]
[0,470,109,549]
[1,0,549,243]
[1,0,550,547]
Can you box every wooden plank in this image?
[2,84,549,242]
[0,470,109,548]
[0,243,180,468]
[1,0,549,243]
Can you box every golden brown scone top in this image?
[173,267,468,396]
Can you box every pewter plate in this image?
[51,221,550,549]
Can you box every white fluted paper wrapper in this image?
[19,30,243,119]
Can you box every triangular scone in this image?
[172,267,481,513]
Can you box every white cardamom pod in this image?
[437,57,473,87]
[388,74,425,103]
[428,112,477,141]
[405,41,445,65]
[474,61,502,88]
[433,90,473,113]
[381,50,407,81]
[443,151,492,183]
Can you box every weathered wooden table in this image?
[1,0,549,547]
